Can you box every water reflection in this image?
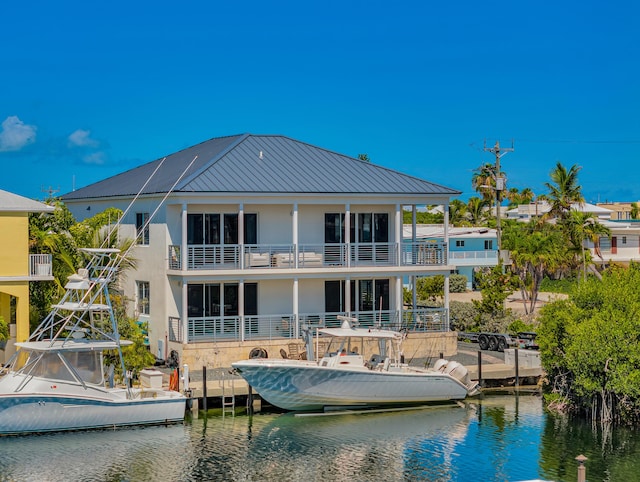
[1,394,639,481]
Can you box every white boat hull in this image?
[0,375,185,435]
[232,359,470,411]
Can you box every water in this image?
[1,394,639,481]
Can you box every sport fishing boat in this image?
[232,317,479,411]
[0,248,186,435]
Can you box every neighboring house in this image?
[0,190,54,362]
[588,219,640,265]
[506,201,613,221]
[61,134,461,366]
[403,225,498,289]
[597,202,637,221]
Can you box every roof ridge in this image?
[175,133,250,189]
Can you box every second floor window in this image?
[484,240,493,250]
[187,213,257,244]
[456,240,465,247]
[136,212,150,245]
[137,281,150,315]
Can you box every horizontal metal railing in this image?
[169,242,449,270]
[174,309,448,343]
[449,250,497,260]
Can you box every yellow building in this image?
[0,189,53,361]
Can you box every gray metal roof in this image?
[61,134,460,200]
[0,189,55,213]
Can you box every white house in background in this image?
[403,225,498,289]
[506,201,613,221]
[61,134,460,367]
[588,220,640,265]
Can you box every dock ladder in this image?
[220,373,235,416]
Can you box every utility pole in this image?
[41,185,60,200]
[483,140,514,258]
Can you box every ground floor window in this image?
[324,279,390,313]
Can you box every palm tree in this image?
[567,210,610,280]
[448,199,468,226]
[544,162,584,220]
[466,197,488,226]
[631,202,639,220]
[472,163,498,204]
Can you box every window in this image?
[187,213,257,244]
[622,236,627,244]
[456,240,465,247]
[484,240,493,250]
[137,281,150,315]
[136,213,149,245]
[187,282,257,317]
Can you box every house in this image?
[505,201,613,221]
[61,134,460,366]
[588,219,640,265]
[403,225,498,290]
[0,189,54,362]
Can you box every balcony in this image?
[168,241,448,271]
[30,254,53,278]
[449,250,498,266]
[168,307,449,343]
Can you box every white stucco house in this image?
[61,134,461,366]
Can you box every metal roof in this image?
[0,189,55,213]
[61,134,460,200]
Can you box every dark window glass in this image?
[204,284,220,316]
[187,214,203,244]
[244,283,257,315]
[324,213,342,243]
[325,280,343,313]
[359,280,373,311]
[187,284,203,317]
[244,214,257,244]
[374,214,388,242]
[375,279,390,310]
[136,212,150,245]
[224,284,239,315]
[204,214,220,244]
[224,214,238,244]
[358,213,372,243]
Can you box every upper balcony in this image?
[0,254,53,281]
[168,241,448,271]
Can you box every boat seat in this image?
[367,354,385,369]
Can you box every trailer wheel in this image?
[498,337,508,352]
[488,335,499,351]
[478,334,489,350]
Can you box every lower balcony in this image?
[168,308,448,344]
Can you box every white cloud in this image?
[82,151,106,165]
[68,129,99,148]
[0,116,37,152]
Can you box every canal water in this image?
[1,394,639,481]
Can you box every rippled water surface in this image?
[1,394,639,481]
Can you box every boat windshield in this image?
[15,350,104,385]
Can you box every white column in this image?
[181,280,188,343]
[444,202,450,330]
[181,203,188,271]
[412,204,417,311]
[239,279,245,342]
[345,277,351,315]
[239,203,244,269]
[395,203,402,266]
[293,278,299,338]
[292,203,299,268]
[395,276,402,329]
[345,204,351,268]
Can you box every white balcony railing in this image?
[29,254,53,278]
[168,241,447,270]
[169,308,449,344]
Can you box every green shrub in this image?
[449,274,468,293]
[539,277,577,294]
[0,316,8,342]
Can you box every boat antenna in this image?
[100,157,168,249]
[118,155,198,261]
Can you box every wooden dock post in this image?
[477,350,483,387]
[202,366,207,412]
[514,348,519,387]
[247,385,254,415]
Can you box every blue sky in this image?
[2,1,639,203]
